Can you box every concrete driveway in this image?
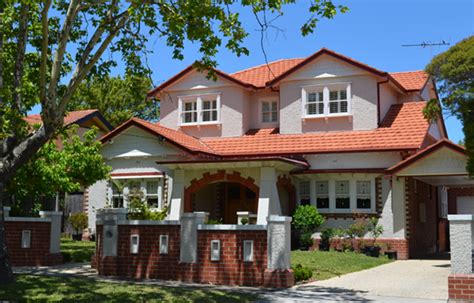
[296,259,450,301]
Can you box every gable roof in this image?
[100,118,215,155]
[24,109,114,131]
[106,101,430,159]
[386,139,466,175]
[148,48,432,96]
[389,71,430,92]
[201,101,429,156]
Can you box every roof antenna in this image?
[401,40,450,48]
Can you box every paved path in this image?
[14,261,449,302]
[300,259,450,301]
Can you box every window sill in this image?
[303,113,352,120]
[179,122,222,127]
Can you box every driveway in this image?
[295,259,450,301]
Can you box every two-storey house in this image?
[88,48,473,259]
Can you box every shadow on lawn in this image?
[257,285,372,302]
[0,275,252,303]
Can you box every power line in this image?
[402,40,450,48]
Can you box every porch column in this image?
[169,169,185,221]
[448,214,473,274]
[257,167,281,225]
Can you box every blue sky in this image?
[32,0,473,142]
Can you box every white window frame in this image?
[21,230,31,249]
[130,234,139,254]
[178,93,221,126]
[356,180,372,210]
[301,83,351,118]
[298,180,311,206]
[243,240,254,262]
[259,99,279,124]
[108,178,164,209]
[159,234,169,254]
[315,181,330,211]
[335,180,351,211]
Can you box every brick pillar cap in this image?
[267,215,292,223]
[39,211,63,216]
[3,207,11,211]
[448,214,473,222]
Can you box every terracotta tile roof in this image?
[389,71,430,91]
[24,109,100,126]
[231,58,305,88]
[149,48,430,94]
[201,101,430,156]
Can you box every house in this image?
[23,109,114,216]
[87,48,473,259]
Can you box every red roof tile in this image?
[24,109,99,126]
[201,101,430,156]
[389,71,429,91]
[231,58,305,88]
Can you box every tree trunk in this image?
[0,182,14,283]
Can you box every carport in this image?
[387,139,474,258]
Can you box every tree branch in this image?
[39,0,52,109]
[12,2,29,114]
[47,0,81,111]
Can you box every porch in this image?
[160,158,304,224]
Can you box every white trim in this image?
[198,224,267,230]
[21,230,31,249]
[178,93,221,126]
[301,83,352,119]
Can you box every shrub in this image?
[367,217,384,246]
[69,213,88,235]
[127,189,168,220]
[299,232,314,248]
[319,227,335,250]
[206,218,223,225]
[346,217,368,239]
[292,264,313,282]
[293,205,325,234]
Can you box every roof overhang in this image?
[156,156,309,171]
[387,140,471,185]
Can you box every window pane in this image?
[357,181,371,195]
[147,181,158,195]
[184,101,196,111]
[340,90,347,100]
[262,112,270,123]
[262,102,270,112]
[112,182,121,195]
[308,103,317,115]
[308,93,317,102]
[271,111,278,122]
[202,100,211,110]
[336,181,349,195]
[300,198,310,206]
[147,198,159,208]
[329,91,338,101]
[357,198,371,209]
[203,111,211,122]
[315,181,329,194]
[317,198,329,209]
[340,101,348,113]
[318,102,324,115]
[299,181,310,196]
[336,198,350,209]
[329,101,338,113]
[212,110,218,121]
[271,101,278,111]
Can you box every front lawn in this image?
[291,250,392,281]
[61,238,95,263]
[0,275,256,302]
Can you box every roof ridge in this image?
[231,58,305,75]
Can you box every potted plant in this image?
[69,213,88,241]
[292,205,325,250]
[364,217,384,257]
[346,216,368,251]
[319,227,335,251]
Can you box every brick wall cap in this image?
[39,211,63,217]
[3,206,11,211]
[118,220,180,226]
[5,217,51,222]
[197,224,267,231]
[97,208,128,215]
[267,215,292,223]
[448,214,473,222]
[449,274,474,278]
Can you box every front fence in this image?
[3,207,63,266]
[92,209,294,288]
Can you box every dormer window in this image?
[260,99,278,123]
[302,83,351,118]
[179,94,221,126]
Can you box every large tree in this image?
[68,74,157,127]
[0,0,347,283]
[424,36,474,175]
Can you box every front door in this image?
[223,183,257,224]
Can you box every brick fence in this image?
[92,209,294,288]
[3,207,63,266]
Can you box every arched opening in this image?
[184,171,260,224]
[192,182,258,224]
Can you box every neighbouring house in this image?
[21,110,113,226]
[87,48,473,259]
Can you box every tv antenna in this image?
[402,40,450,48]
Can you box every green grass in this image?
[61,238,96,263]
[291,250,392,281]
[0,275,256,302]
